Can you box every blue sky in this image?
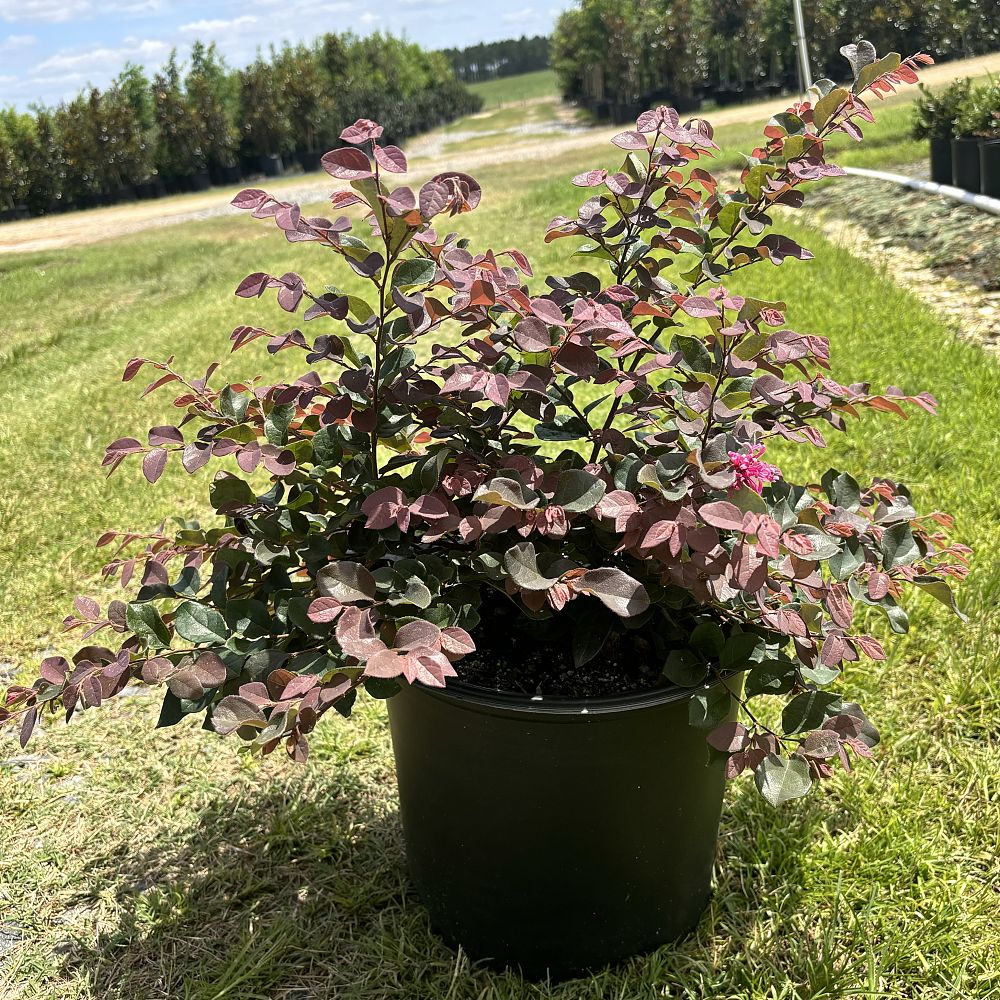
[0,0,569,110]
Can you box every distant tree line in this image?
[441,35,550,83]
[0,33,482,221]
[552,0,1000,121]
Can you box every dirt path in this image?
[2,51,998,257]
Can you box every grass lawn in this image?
[1,101,999,998]
[467,69,559,107]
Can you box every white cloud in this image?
[0,0,160,23]
[0,33,36,49]
[500,5,533,22]
[179,15,257,33]
[34,37,169,75]
[358,10,379,23]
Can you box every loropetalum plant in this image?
[2,44,970,806]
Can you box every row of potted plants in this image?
[0,35,481,223]
[554,0,1000,123]
[1,42,969,980]
[912,78,1000,198]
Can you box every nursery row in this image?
[552,0,1000,121]
[441,34,550,83]
[912,78,1000,196]
[0,34,482,222]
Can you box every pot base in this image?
[387,678,733,980]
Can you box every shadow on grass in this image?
[63,773,866,1000]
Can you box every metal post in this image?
[792,0,813,91]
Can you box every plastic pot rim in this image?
[402,671,739,721]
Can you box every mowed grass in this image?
[467,69,559,107]
[1,123,999,998]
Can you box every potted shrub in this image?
[951,80,997,194]
[956,80,1000,199]
[239,57,291,177]
[187,42,242,188]
[911,78,970,185]
[1,45,969,979]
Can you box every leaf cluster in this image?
[1,45,970,806]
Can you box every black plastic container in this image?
[929,137,952,185]
[136,178,166,201]
[980,139,1000,199]
[387,677,733,980]
[951,136,982,192]
[210,164,243,186]
[189,169,212,192]
[297,149,323,173]
[259,153,284,177]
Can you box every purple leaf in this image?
[231,188,267,210]
[142,449,167,484]
[321,147,373,180]
[235,272,270,298]
[374,144,407,173]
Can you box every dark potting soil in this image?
[455,599,665,698]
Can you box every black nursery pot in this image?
[189,169,212,192]
[980,139,1000,199]
[258,153,284,177]
[929,137,952,185]
[951,136,982,192]
[387,677,733,980]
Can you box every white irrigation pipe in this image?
[842,166,1000,218]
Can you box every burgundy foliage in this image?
[1,44,969,805]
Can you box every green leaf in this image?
[885,601,910,634]
[720,631,765,671]
[219,385,250,422]
[209,474,255,512]
[364,677,400,699]
[785,525,842,560]
[782,690,843,734]
[856,52,900,93]
[688,683,734,730]
[662,649,708,687]
[913,576,968,621]
[800,663,841,686]
[691,621,725,659]
[311,426,343,466]
[822,470,861,512]
[126,602,170,649]
[814,86,849,130]
[473,477,540,510]
[174,602,230,645]
[534,415,590,441]
[551,469,606,513]
[828,539,865,581]
[503,542,564,591]
[572,608,613,668]
[317,561,377,603]
[715,201,742,235]
[392,257,436,290]
[264,404,295,445]
[882,523,920,570]
[754,754,812,806]
[768,111,806,135]
[744,659,796,697]
[670,334,713,373]
[392,576,432,609]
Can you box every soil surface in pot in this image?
[456,599,665,698]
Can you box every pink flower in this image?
[728,444,781,495]
[340,119,384,144]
